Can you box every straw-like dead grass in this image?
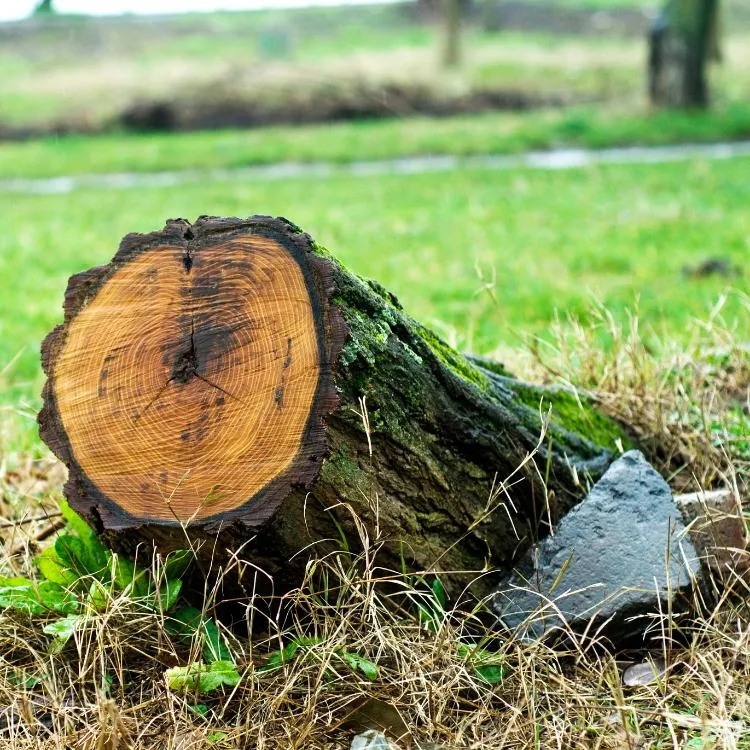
[527,293,749,496]
[0,301,747,749]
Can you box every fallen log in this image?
[39,215,632,594]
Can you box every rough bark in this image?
[39,216,632,596]
[648,0,720,108]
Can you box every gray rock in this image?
[350,730,400,750]
[622,657,668,686]
[493,450,701,643]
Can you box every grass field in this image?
[2,155,748,455]
[4,102,750,180]
[2,2,749,140]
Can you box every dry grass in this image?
[526,293,750,496]
[0,302,748,749]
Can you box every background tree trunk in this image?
[39,216,632,597]
[648,0,720,108]
[442,0,463,67]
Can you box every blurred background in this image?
[0,0,748,451]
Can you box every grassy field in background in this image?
[2,1,749,137]
[3,103,750,180]
[0,26,647,131]
[2,155,748,454]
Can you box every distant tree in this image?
[33,0,55,14]
[648,0,721,108]
[442,0,471,68]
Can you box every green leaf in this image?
[339,650,378,680]
[456,643,507,685]
[55,533,109,579]
[0,575,34,587]
[258,637,324,673]
[85,579,109,612]
[43,613,86,653]
[169,606,232,663]
[155,578,182,612]
[431,577,447,610]
[36,581,79,613]
[166,660,240,694]
[36,546,78,587]
[0,581,78,615]
[59,499,94,540]
[112,554,149,598]
[474,663,507,685]
[163,550,193,581]
[7,670,40,689]
[201,616,231,662]
[0,585,47,614]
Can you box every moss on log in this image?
[39,215,631,595]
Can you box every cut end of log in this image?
[39,216,345,529]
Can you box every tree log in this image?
[39,216,631,595]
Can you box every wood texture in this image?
[40,216,344,533]
[40,215,630,595]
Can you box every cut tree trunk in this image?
[39,216,631,596]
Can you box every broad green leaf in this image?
[201,616,231,662]
[169,606,232,663]
[169,605,202,634]
[0,581,78,615]
[85,579,109,612]
[339,650,378,680]
[456,643,507,685]
[36,546,78,587]
[473,663,507,685]
[259,642,298,672]
[163,550,193,581]
[151,578,182,612]
[7,670,40,689]
[43,613,83,638]
[58,503,112,578]
[166,660,240,693]
[257,637,325,673]
[0,575,34,587]
[59,499,94,540]
[112,554,149,598]
[43,613,86,653]
[0,585,48,614]
[55,533,109,579]
[36,581,80,613]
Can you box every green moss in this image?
[337,305,393,369]
[466,354,513,379]
[320,445,359,484]
[512,383,634,451]
[417,325,490,393]
[366,277,403,310]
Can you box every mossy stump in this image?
[39,215,630,595]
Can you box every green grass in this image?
[3,102,750,181]
[1,156,748,453]
[0,24,648,132]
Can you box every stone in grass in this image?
[674,488,749,576]
[351,730,400,750]
[492,451,701,643]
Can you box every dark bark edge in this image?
[38,215,347,540]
